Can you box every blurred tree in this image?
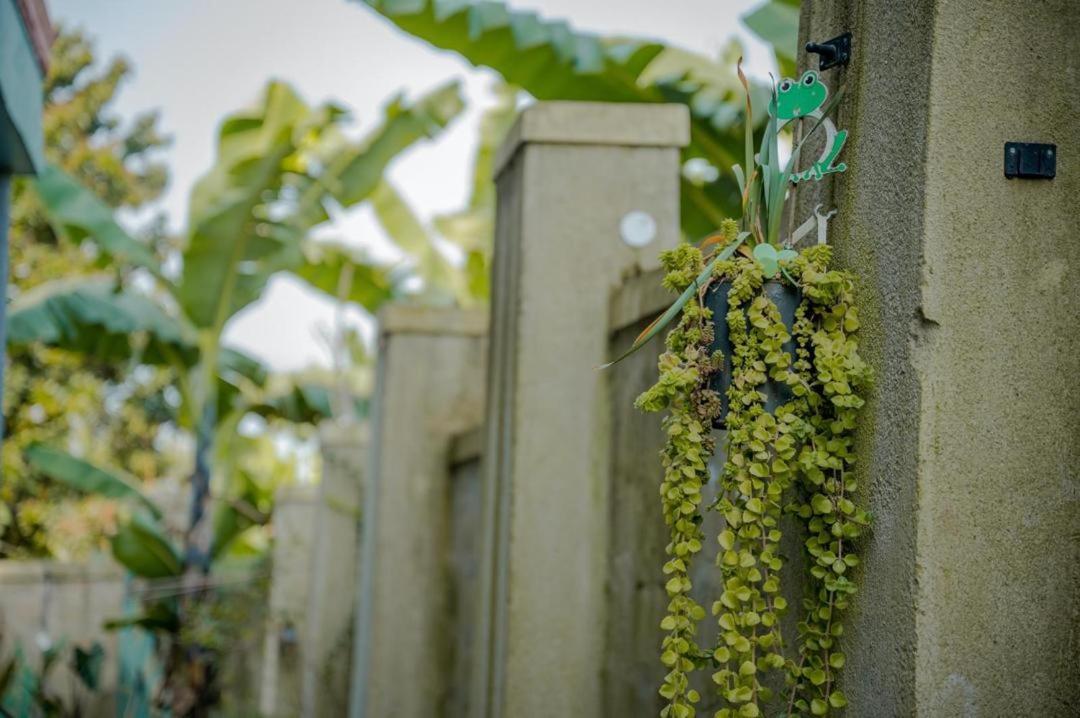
[1,26,174,558]
[11,77,464,715]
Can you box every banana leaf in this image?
[32,163,162,276]
[178,81,311,330]
[357,0,753,238]
[219,347,270,389]
[178,79,465,331]
[26,445,163,519]
[6,278,197,366]
[110,514,183,579]
[325,80,465,210]
[248,382,368,424]
[103,602,180,633]
[289,240,398,311]
[370,180,466,303]
[359,0,662,101]
[741,0,801,77]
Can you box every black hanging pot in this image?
[705,279,801,429]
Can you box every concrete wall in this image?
[351,307,487,718]
[260,484,319,717]
[260,423,365,717]
[801,1,1080,714]
[0,559,125,715]
[472,102,688,718]
[446,427,485,718]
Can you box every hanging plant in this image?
[628,62,871,717]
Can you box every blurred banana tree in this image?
[429,81,518,303]
[23,441,274,714]
[10,77,463,714]
[357,79,517,307]
[356,0,799,242]
[8,78,464,574]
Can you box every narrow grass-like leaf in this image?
[765,84,786,246]
[600,232,750,368]
[699,231,731,252]
[737,58,755,190]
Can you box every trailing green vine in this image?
[636,242,722,718]
[629,59,870,716]
[638,242,870,717]
[709,252,797,718]
[782,246,872,716]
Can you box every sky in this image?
[47,0,776,372]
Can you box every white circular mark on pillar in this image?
[619,210,657,248]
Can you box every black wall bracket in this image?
[1004,142,1056,179]
[805,32,851,71]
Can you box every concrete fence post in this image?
[350,307,488,718]
[259,423,365,717]
[796,1,1080,714]
[472,102,689,717]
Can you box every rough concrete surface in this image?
[475,102,687,718]
[351,307,487,718]
[800,1,1080,714]
[914,1,1080,715]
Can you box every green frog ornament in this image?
[775,69,847,183]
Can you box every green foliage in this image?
[10,77,465,571]
[6,278,196,366]
[737,78,845,249]
[290,240,396,310]
[780,246,871,716]
[176,79,461,329]
[25,443,162,519]
[741,0,801,77]
[360,0,665,101]
[639,243,871,717]
[357,0,800,240]
[2,26,174,558]
[370,179,466,303]
[32,163,162,274]
[605,221,748,369]
[249,382,365,425]
[361,80,518,306]
[109,514,183,579]
[607,53,843,369]
[7,25,468,717]
[708,256,796,715]
[432,81,518,301]
[71,642,105,691]
[0,637,107,717]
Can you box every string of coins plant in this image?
[626,62,870,716]
[635,243,723,718]
[637,234,871,717]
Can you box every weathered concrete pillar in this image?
[259,423,365,717]
[473,102,689,717]
[350,307,487,718]
[260,485,318,717]
[799,1,1080,714]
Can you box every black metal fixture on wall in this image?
[805,32,852,70]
